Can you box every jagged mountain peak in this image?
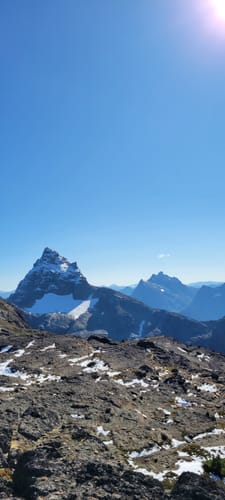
[149,271,182,285]
[34,247,79,274]
[8,248,93,309]
[133,271,196,313]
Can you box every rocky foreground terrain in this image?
[1,299,225,498]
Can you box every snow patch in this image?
[171,438,186,448]
[175,397,191,407]
[177,347,187,354]
[40,343,56,352]
[197,353,211,362]
[0,359,30,380]
[197,383,217,393]
[174,457,203,475]
[135,409,147,419]
[114,378,149,388]
[97,425,110,436]
[204,445,225,458]
[83,359,109,373]
[26,341,35,349]
[69,297,99,319]
[138,320,145,337]
[193,428,225,441]
[14,349,25,358]
[0,386,15,392]
[26,294,83,314]
[129,446,161,460]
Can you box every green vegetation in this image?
[162,477,176,491]
[203,455,225,478]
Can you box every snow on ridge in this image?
[32,249,81,276]
[25,258,82,285]
[14,250,84,302]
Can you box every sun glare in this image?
[212,0,225,20]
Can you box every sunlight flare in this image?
[211,0,225,20]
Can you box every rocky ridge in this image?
[1,300,225,498]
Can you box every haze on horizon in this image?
[1,0,225,290]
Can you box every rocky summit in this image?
[9,248,93,309]
[1,300,225,498]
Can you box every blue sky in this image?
[1,0,225,289]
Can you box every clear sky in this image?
[1,0,225,289]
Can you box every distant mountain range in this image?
[182,283,225,321]
[5,247,225,353]
[132,272,197,313]
[3,250,225,324]
[7,248,204,342]
[0,290,13,299]
[111,274,225,322]
[188,281,223,288]
[109,284,136,296]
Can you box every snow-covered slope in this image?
[26,292,98,318]
[9,248,93,309]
